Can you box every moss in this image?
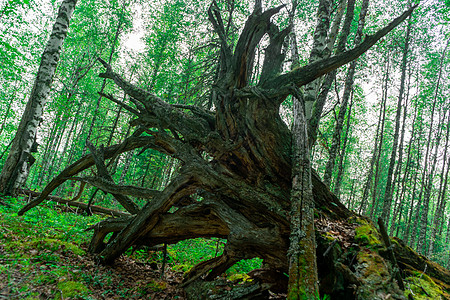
[321,231,336,242]
[33,274,57,285]
[354,223,381,247]
[172,263,191,273]
[287,283,317,300]
[287,254,317,300]
[404,273,446,299]
[6,238,85,257]
[354,250,405,299]
[144,279,167,292]
[228,273,252,283]
[24,292,40,299]
[356,250,389,280]
[55,280,89,299]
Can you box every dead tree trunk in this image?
[18,2,416,296]
[288,93,318,298]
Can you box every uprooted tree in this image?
[17,1,425,298]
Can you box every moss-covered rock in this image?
[353,249,405,299]
[404,272,446,299]
[354,222,382,247]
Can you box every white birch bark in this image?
[303,0,332,120]
[0,0,77,194]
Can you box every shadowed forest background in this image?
[1,0,450,298]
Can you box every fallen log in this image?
[18,189,130,217]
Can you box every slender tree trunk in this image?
[416,112,444,253]
[369,57,390,218]
[428,111,450,256]
[55,105,82,196]
[389,65,412,235]
[392,103,417,237]
[302,0,332,122]
[0,88,16,137]
[416,41,449,254]
[333,93,353,197]
[446,217,450,244]
[381,16,411,223]
[308,0,355,149]
[348,178,356,210]
[0,0,77,195]
[118,150,135,184]
[359,81,387,214]
[404,119,423,245]
[410,102,437,248]
[106,106,123,147]
[82,4,125,156]
[323,0,370,187]
[35,106,65,186]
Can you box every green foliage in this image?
[0,196,101,298]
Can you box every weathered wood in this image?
[288,89,318,298]
[86,141,140,214]
[19,189,130,217]
[378,218,405,290]
[18,135,157,215]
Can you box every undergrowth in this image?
[0,195,262,299]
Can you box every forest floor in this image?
[2,195,450,299]
[0,196,260,299]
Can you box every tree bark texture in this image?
[287,94,318,298]
[301,0,332,119]
[0,0,78,195]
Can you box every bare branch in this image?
[98,59,214,146]
[262,5,417,98]
[98,92,140,115]
[86,141,140,214]
[208,0,232,62]
[98,172,199,264]
[70,176,161,199]
[231,4,285,88]
[18,136,156,215]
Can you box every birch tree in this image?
[0,0,77,195]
